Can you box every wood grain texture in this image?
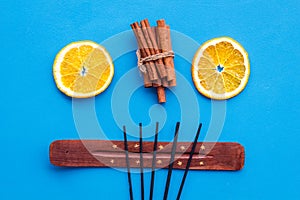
[49,140,245,171]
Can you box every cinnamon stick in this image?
[140,19,166,103]
[131,22,166,103]
[131,35,152,87]
[132,22,162,87]
[166,25,176,86]
[130,23,152,87]
[140,19,167,80]
[131,22,157,87]
[130,20,173,103]
[156,20,176,86]
[157,86,166,103]
[139,21,164,88]
[132,20,166,103]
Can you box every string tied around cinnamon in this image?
[136,50,175,73]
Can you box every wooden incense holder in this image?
[50,140,244,170]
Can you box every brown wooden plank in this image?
[49,140,244,171]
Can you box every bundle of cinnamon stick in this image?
[130,19,176,103]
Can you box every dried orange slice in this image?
[53,41,114,98]
[192,37,250,100]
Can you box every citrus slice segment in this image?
[53,41,114,98]
[192,37,250,100]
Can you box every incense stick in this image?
[139,123,145,200]
[123,126,134,200]
[176,123,202,200]
[163,122,180,200]
[149,122,159,200]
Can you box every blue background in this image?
[1,0,299,199]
